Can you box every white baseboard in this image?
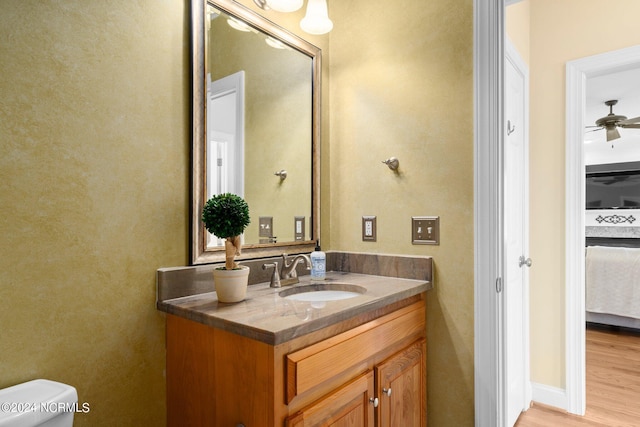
[530,382,567,411]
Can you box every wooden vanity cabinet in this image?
[285,371,376,427]
[285,339,426,427]
[376,339,426,427]
[166,296,426,427]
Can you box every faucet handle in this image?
[262,262,281,288]
[280,253,295,277]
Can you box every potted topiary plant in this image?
[202,193,251,303]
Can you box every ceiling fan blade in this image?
[619,116,640,125]
[606,127,621,141]
[620,124,640,129]
[585,128,603,134]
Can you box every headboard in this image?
[586,237,640,248]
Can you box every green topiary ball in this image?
[201,193,251,239]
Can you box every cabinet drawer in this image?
[286,301,425,403]
[286,371,375,427]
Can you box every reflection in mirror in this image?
[191,0,321,265]
[207,5,312,247]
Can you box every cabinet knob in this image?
[383,387,392,397]
[369,397,379,407]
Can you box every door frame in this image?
[565,44,640,416]
[475,2,640,424]
[473,8,531,423]
[474,0,504,425]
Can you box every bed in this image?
[586,237,640,330]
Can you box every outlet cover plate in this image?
[362,216,377,241]
[412,216,439,245]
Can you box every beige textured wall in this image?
[506,0,530,65]
[0,0,188,425]
[329,0,475,425]
[1,0,473,425]
[528,0,640,387]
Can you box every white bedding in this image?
[586,245,640,320]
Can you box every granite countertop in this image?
[157,271,431,345]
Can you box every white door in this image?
[207,71,245,199]
[504,39,531,427]
[206,71,245,248]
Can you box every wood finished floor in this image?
[515,325,640,427]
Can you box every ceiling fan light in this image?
[267,0,303,12]
[300,0,333,35]
[606,126,621,142]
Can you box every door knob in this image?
[518,255,532,268]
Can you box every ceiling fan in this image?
[587,100,640,142]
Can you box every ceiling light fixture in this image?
[300,0,333,35]
[267,0,303,12]
[254,0,303,12]
[253,0,333,35]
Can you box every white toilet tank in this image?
[0,380,77,427]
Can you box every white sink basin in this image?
[279,283,366,302]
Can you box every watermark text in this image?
[1,402,90,414]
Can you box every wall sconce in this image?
[253,0,333,35]
[300,0,333,35]
[253,0,302,12]
[268,0,303,12]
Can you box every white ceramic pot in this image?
[212,265,250,303]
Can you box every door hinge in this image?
[496,277,502,293]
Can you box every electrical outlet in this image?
[412,216,439,245]
[362,216,376,241]
[294,216,305,241]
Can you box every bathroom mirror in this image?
[191,0,321,265]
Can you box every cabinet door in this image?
[376,339,427,427]
[286,371,375,427]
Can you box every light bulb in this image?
[300,0,333,35]
[267,0,303,12]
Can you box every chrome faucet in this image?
[280,253,312,286]
[262,261,281,288]
[262,254,312,287]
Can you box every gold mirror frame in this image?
[191,0,321,265]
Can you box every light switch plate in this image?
[259,216,273,238]
[412,216,439,245]
[294,216,305,241]
[362,216,376,242]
